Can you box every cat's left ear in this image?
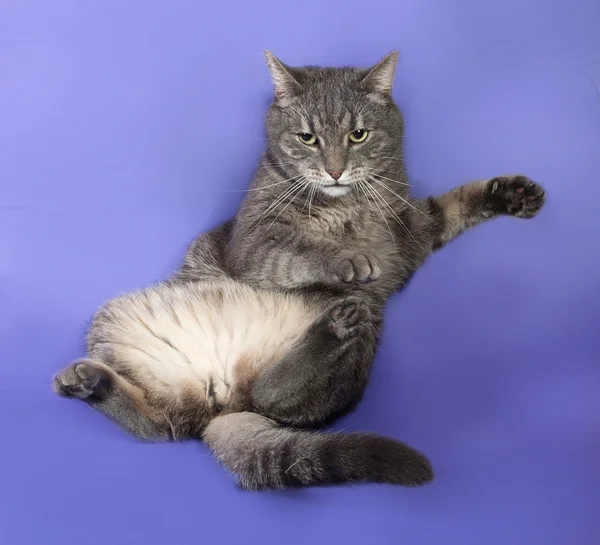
[360,51,399,97]
[264,51,303,102]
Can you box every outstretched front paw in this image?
[328,296,371,340]
[487,175,545,218]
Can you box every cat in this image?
[53,51,546,491]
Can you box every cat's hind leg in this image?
[53,358,171,440]
[250,296,380,428]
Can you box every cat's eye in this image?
[298,133,317,145]
[349,129,368,143]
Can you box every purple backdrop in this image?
[1,1,599,544]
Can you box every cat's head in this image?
[264,52,404,198]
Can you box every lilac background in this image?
[1,1,599,544]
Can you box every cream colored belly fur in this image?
[88,279,321,407]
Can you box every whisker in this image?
[356,179,376,221]
[256,179,305,218]
[261,161,298,167]
[298,181,314,218]
[370,177,430,219]
[367,182,425,251]
[354,101,371,126]
[263,180,311,235]
[370,171,410,187]
[308,183,317,224]
[358,180,397,249]
[229,174,305,193]
[287,104,304,119]
[250,179,306,229]
[298,102,312,121]
[288,102,312,126]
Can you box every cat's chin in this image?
[318,184,352,198]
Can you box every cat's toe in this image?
[328,297,371,340]
[331,253,382,283]
[52,359,106,399]
[488,175,546,218]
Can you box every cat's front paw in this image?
[487,175,545,218]
[328,296,371,340]
[331,253,382,283]
[52,359,108,399]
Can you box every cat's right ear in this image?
[264,51,302,102]
[360,51,399,97]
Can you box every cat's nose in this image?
[326,169,344,181]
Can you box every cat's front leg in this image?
[229,221,383,289]
[173,220,233,282]
[328,251,382,283]
[425,175,546,249]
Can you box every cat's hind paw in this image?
[328,296,371,340]
[52,359,109,399]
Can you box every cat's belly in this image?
[87,279,321,405]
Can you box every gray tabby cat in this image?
[53,51,545,491]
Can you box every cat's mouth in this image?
[319,182,353,197]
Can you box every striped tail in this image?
[203,412,433,490]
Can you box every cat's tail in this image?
[203,412,433,490]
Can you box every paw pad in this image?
[488,175,545,218]
[328,297,371,340]
[52,360,107,399]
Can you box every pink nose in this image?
[326,169,344,181]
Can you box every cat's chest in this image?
[307,211,399,259]
[312,211,392,242]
